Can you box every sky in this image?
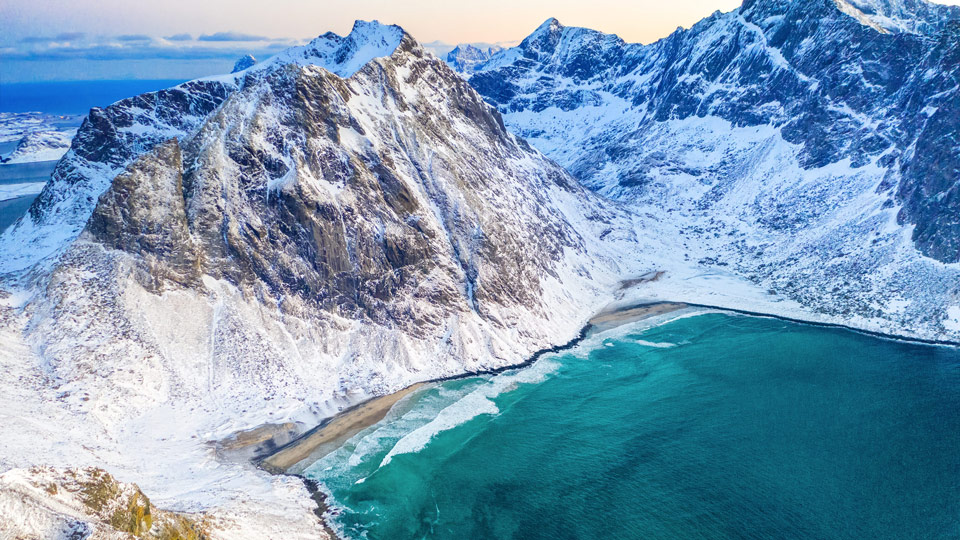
[2,0,960,83]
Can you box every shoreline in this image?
[253,301,691,539]
[257,301,691,477]
[588,301,688,330]
[259,383,427,475]
[681,301,960,348]
[254,299,960,538]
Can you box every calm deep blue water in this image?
[305,312,960,540]
[0,161,58,232]
[0,79,186,115]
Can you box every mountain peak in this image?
[539,17,563,31]
[518,17,569,55]
[528,17,564,39]
[446,43,504,74]
[254,20,407,78]
[231,54,257,73]
[348,19,404,40]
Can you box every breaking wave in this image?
[633,339,677,348]
[379,358,559,467]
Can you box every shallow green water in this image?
[305,312,960,539]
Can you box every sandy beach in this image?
[260,383,426,475]
[589,301,689,331]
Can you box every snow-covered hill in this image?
[232,54,258,73]
[2,129,75,164]
[469,0,960,339]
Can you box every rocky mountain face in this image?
[445,44,503,74]
[3,19,632,420]
[72,28,614,340]
[469,0,960,335]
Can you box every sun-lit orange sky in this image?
[3,0,960,82]
[4,0,749,46]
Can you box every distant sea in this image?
[0,79,187,115]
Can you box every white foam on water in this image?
[633,340,678,348]
[378,358,560,467]
[562,307,710,359]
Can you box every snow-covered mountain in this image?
[231,54,258,73]
[445,44,503,74]
[0,20,640,537]
[469,0,960,338]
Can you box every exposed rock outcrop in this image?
[0,467,208,540]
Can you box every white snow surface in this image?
[3,130,75,164]
[0,182,47,202]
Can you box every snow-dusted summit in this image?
[1,129,74,164]
[0,21,409,274]
[445,44,503,74]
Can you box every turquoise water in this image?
[305,312,960,539]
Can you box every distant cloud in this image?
[20,32,86,43]
[116,34,152,42]
[4,42,281,62]
[198,31,269,42]
[4,30,306,68]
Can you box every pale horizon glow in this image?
[4,1,752,47]
[3,0,960,82]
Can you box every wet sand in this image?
[259,383,426,475]
[589,301,688,331]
